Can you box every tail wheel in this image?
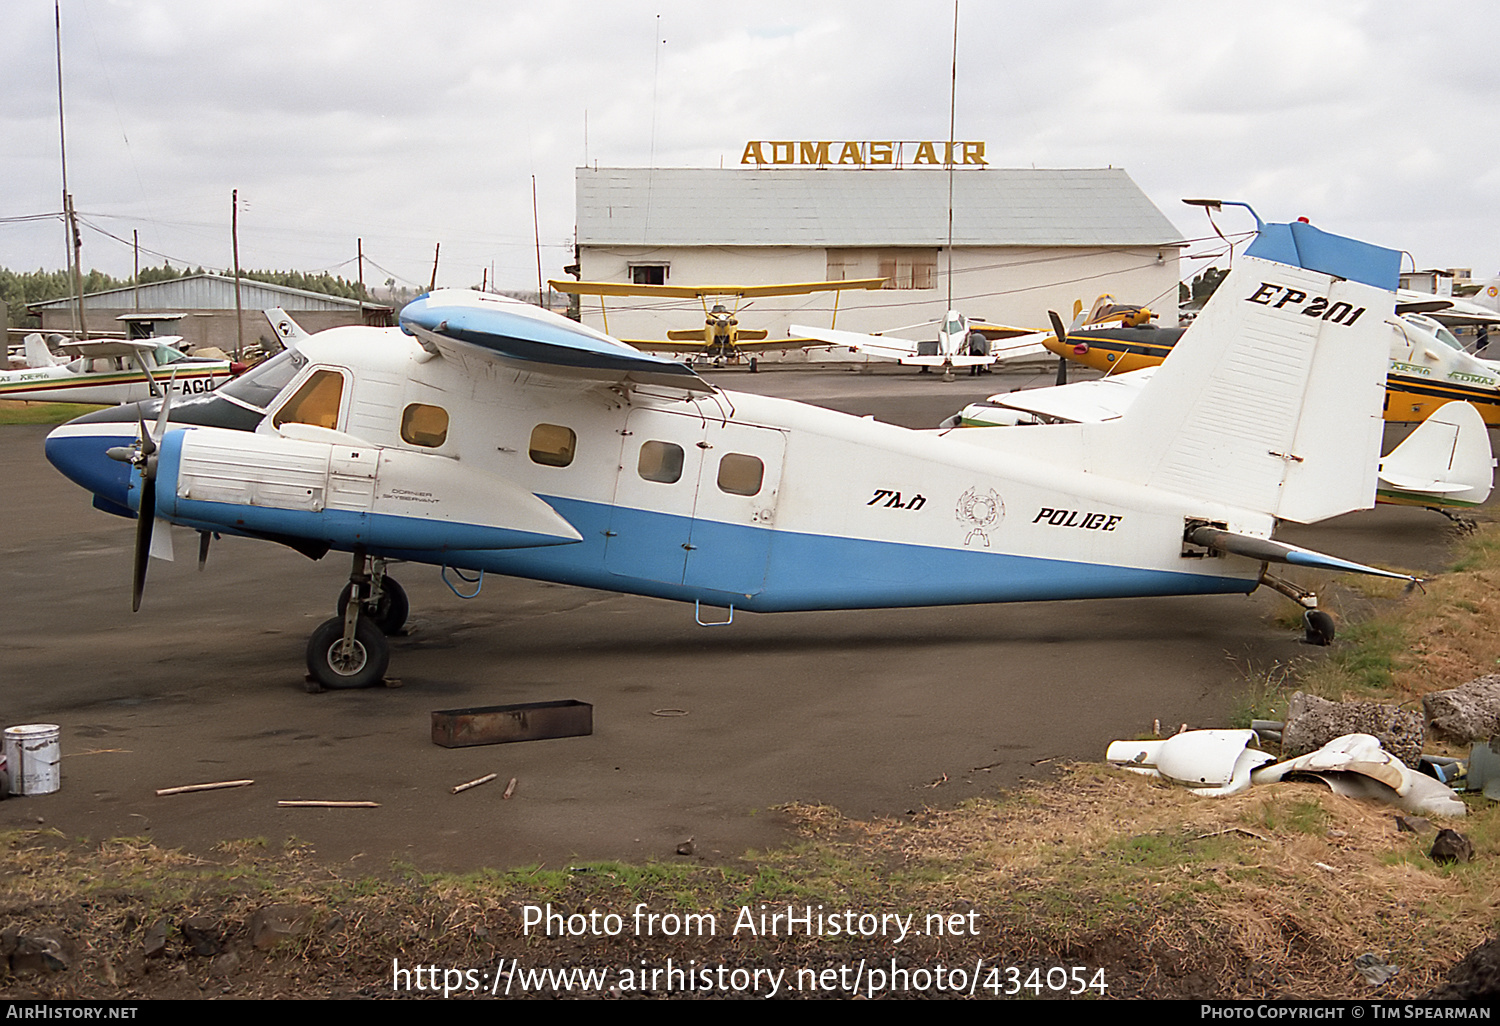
[1304,610,1336,647]
[307,617,389,689]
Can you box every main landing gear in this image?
[306,548,408,690]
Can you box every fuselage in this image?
[46,324,1268,613]
[0,352,234,404]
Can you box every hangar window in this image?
[717,453,764,496]
[637,440,684,484]
[630,264,668,286]
[827,248,937,290]
[272,368,346,430]
[400,403,450,448]
[529,423,577,467]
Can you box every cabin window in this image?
[637,440,684,484]
[272,368,345,430]
[529,423,577,467]
[400,403,449,448]
[717,453,764,496]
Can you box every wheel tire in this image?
[1304,610,1336,647]
[307,616,389,689]
[337,578,410,636]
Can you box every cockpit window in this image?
[272,368,346,430]
[219,349,306,412]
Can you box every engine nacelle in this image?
[147,427,582,552]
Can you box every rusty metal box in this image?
[431,700,593,748]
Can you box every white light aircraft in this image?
[1,334,240,404]
[792,310,1051,379]
[47,214,1418,688]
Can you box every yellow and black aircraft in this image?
[1045,295,1500,424]
[547,278,886,365]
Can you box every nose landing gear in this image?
[306,548,406,690]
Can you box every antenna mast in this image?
[945,0,959,313]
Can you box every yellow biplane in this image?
[547,278,886,366]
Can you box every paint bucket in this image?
[3,724,61,796]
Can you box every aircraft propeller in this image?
[106,374,175,611]
[1048,311,1070,386]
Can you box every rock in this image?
[1282,692,1424,766]
[1423,675,1500,744]
[143,919,170,959]
[8,930,74,974]
[250,905,311,951]
[1395,815,1434,834]
[1431,828,1475,865]
[179,916,222,957]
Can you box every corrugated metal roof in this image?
[577,167,1183,248]
[29,273,386,313]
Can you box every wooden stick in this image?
[276,800,379,808]
[156,779,254,797]
[451,772,497,795]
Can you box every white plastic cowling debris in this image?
[1251,733,1466,818]
[1106,729,1274,797]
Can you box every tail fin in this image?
[22,333,62,368]
[1472,276,1500,314]
[263,309,309,351]
[1378,401,1495,508]
[1094,220,1400,523]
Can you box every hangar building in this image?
[572,165,1184,347]
[29,274,391,356]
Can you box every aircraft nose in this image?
[45,419,137,517]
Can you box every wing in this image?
[960,368,1155,425]
[789,324,921,361]
[549,278,886,299]
[399,290,712,392]
[54,339,160,359]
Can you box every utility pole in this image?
[533,175,544,308]
[55,0,87,339]
[429,243,441,293]
[232,189,244,361]
[357,237,365,323]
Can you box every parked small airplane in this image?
[0,335,241,404]
[1047,293,1500,425]
[547,278,886,366]
[790,310,1051,379]
[946,371,1494,515]
[47,213,1416,688]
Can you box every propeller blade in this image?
[1049,311,1070,386]
[130,369,179,611]
[131,466,155,613]
[198,531,211,571]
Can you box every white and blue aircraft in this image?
[46,214,1416,689]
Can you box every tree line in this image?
[2,264,372,328]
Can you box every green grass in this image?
[0,401,108,425]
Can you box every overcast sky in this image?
[4,0,1497,307]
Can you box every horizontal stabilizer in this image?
[1187,526,1415,583]
[400,290,711,392]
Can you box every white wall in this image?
[576,245,1182,345]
